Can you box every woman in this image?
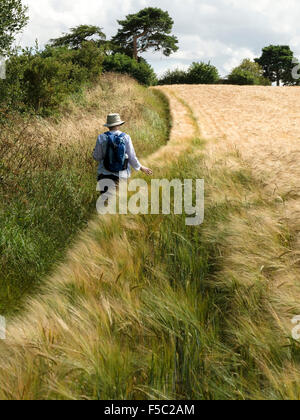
[93,113,153,187]
[93,113,153,213]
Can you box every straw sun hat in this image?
[104,113,125,128]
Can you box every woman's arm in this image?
[127,136,153,175]
[93,135,103,162]
[140,166,153,175]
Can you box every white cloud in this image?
[18,0,300,76]
[222,48,256,73]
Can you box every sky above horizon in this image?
[19,0,300,76]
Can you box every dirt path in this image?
[145,87,197,166]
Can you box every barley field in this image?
[166,84,300,198]
[0,82,300,400]
[159,84,300,324]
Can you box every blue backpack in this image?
[104,132,128,173]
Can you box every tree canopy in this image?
[187,62,219,84]
[0,0,28,55]
[228,59,271,85]
[255,45,294,86]
[49,25,106,50]
[159,62,219,85]
[111,7,179,61]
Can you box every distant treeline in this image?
[159,45,300,87]
[1,1,300,118]
[158,59,270,86]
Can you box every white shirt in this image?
[93,130,141,179]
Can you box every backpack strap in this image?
[105,132,126,144]
[104,132,126,138]
[114,132,126,139]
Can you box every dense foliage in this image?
[103,53,157,86]
[159,62,220,85]
[187,62,220,84]
[112,7,178,61]
[158,68,187,85]
[0,0,28,55]
[1,15,162,117]
[49,25,106,50]
[0,42,104,116]
[255,45,295,86]
[227,59,271,85]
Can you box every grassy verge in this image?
[0,73,170,316]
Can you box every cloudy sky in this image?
[19,0,300,76]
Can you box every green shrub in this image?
[227,59,271,86]
[41,42,104,82]
[227,68,257,85]
[158,68,187,85]
[158,62,220,85]
[0,49,30,114]
[187,61,220,84]
[0,43,104,116]
[72,42,104,80]
[228,68,271,86]
[102,53,157,86]
[22,55,74,114]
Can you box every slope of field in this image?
[0,84,300,400]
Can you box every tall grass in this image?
[0,73,170,315]
[0,85,299,400]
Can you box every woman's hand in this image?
[140,166,153,176]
